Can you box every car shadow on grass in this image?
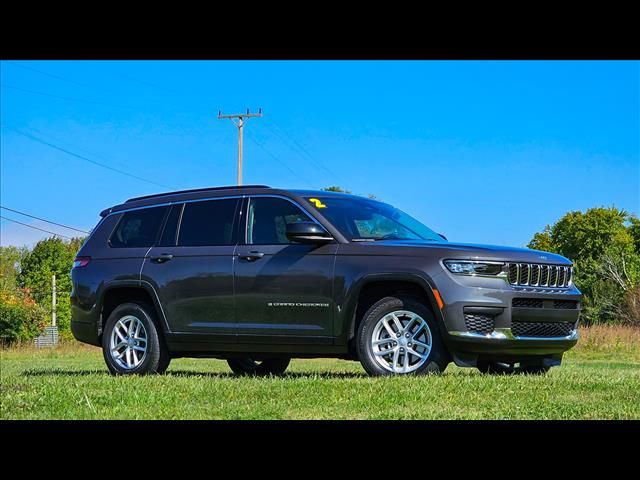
[21,368,367,379]
[22,368,108,377]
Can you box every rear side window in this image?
[109,206,168,248]
[178,198,239,246]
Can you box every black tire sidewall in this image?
[357,295,449,376]
[102,302,167,375]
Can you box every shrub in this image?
[0,289,48,344]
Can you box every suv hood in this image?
[344,239,572,264]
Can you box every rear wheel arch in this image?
[99,283,168,340]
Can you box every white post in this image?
[51,274,57,327]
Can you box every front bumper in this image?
[434,269,581,364]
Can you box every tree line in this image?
[1,203,638,344]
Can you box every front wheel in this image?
[227,357,291,376]
[356,295,449,376]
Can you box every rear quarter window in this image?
[109,206,168,248]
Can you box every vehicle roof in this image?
[100,185,374,217]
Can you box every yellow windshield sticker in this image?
[308,198,327,208]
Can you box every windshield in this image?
[302,196,444,242]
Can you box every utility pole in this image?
[51,274,57,327]
[218,108,263,185]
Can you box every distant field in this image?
[2,326,639,420]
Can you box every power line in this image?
[265,117,342,181]
[1,125,176,190]
[7,60,185,109]
[0,216,74,240]
[6,61,106,90]
[0,84,143,111]
[245,132,313,187]
[0,206,89,234]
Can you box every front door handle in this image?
[239,251,265,261]
[151,253,174,263]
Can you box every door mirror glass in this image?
[286,222,333,244]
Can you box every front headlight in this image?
[443,260,504,275]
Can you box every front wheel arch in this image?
[346,276,446,351]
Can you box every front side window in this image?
[247,197,313,245]
[303,196,443,242]
[109,206,168,248]
[178,198,239,246]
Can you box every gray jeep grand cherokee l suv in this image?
[71,185,581,376]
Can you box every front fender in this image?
[337,271,446,345]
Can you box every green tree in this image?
[0,246,29,292]
[629,215,640,253]
[17,236,85,337]
[528,207,640,324]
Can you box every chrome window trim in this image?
[103,194,246,217]
[102,193,337,249]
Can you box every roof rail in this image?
[125,185,271,203]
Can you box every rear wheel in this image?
[227,357,291,376]
[102,302,170,375]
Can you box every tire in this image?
[102,302,170,375]
[227,357,291,376]
[356,295,449,376]
[477,360,516,375]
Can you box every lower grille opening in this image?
[464,313,495,335]
[512,298,543,308]
[553,300,578,309]
[511,321,575,338]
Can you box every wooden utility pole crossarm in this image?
[218,108,263,185]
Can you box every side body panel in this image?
[140,245,236,336]
[70,213,150,345]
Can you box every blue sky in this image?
[1,60,638,248]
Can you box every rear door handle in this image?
[239,251,265,261]
[151,253,173,263]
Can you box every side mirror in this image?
[286,222,333,244]
[438,233,448,241]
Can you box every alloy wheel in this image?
[371,310,432,373]
[109,315,148,370]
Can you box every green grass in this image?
[2,326,639,419]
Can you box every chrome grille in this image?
[507,263,572,288]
